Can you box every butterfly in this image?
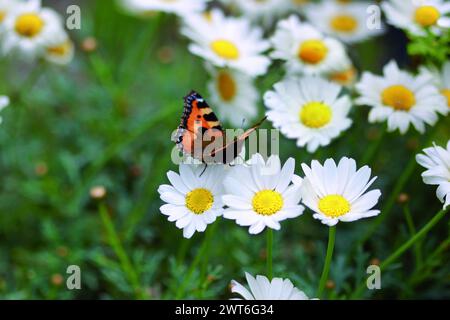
[174,90,267,166]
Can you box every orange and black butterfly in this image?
[174,90,266,165]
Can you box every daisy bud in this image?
[81,37,97,53]
[51,274,63,286]
[326,280,335,289]
[90,186,107,200]
[397,193,410,204]
[35,162,48,176]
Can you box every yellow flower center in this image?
[300,101,333,128]
[217,71,237,102]
[381,85,416,111]
[441,89,450,108]
[329,67,356,85]
[15,13,44,38]
[318,194,350,218]
[336,0,352,3]
[47,41,72,56]
[298,39,328,65]
[203,11,213,22]
[210,39,240,60]
[252,190,283,216]
[414,5,440,27]
[185,188,214,214]
[0,11,6,23]
[330,14,358,33]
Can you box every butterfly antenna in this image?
[252,115,268,127]
[199,163,208,177]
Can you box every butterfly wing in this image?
[175,91,225,161]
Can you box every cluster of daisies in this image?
[119,0,449,153]
[158,154,383,238]
[158,154,382,299]
[0,0,74,65]
[117,0,450,299]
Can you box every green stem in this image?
[175,222,218,299]
[317,226,336,298]
[98,203,147,299]
[409,235,450,286]
[380,208,447,269]
[266,229,273,280]
[356,156,416,246]
[402,205,422,268]
[352,208,448,298]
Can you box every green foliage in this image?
[407,29,450,67]
[0,1,449,300]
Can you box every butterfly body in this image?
[175,91,266,164]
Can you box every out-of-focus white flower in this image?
[270,15,349,76]
[226,0,291,26]
[118,0,209,16]
[264,76,352,153]
[301,157,381,227]
[420,61,450,109]
[222,154,304,235]
[0,0,20,26]
[356,60,448,134]
[44,29,74,65]
[0,95,9,124]
[182,9,271,77]
[305,1,384,44]
[327,59,358,87]
[207,65,259,127]
[416,141,450,209]
[231,272,314,300]
[158,164,226,239]
[1,0,64,60]
[382,0,450,36]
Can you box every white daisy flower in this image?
[382,0,450,36]
[264,76,352,153]
[419,61,450,109]
[0,95,9,124]
[222,154,304,235]
[231,272,313,300]
[118,0,208,16]
[1,0,64,60]
[270,15,349,76]
[206,65,259,126]
[327,62,358,88]
[0,95,8,110]
[305,1,384,44]
[301,157,382,227]
[158,164,226,239]
[416,141,450,209]
[182,9,271,77]
[44,29,74,65]
[355,60,448,134]
[0,0,19,26]
[227,0,291,27]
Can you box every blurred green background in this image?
[0,0,448,299]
